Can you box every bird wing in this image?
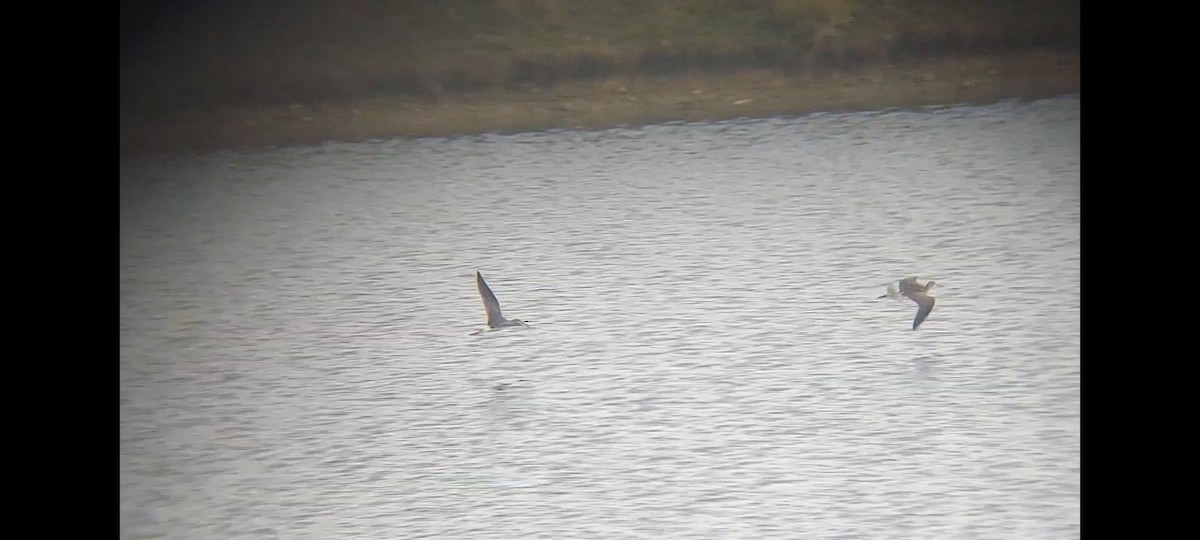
[476,271,504,326]
[909,293,935,330]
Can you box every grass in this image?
[119,0,1079,156]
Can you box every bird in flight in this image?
[472,271,530,335]
[878,276,938,330]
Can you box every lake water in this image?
[120,95,1080,539]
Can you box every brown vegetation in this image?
[119,0,1079,156]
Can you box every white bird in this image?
[472,271,530,335]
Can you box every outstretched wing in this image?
[476,271,504,326]
[909,293,935,330]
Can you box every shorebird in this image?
[878,277,938,330]
[472,271,530,335]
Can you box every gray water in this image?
[120,96,1080,539]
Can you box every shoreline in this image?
[119,50,1078,158]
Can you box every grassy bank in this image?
[120,51,1078,156]
[119,0,1079,156]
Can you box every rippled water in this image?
[120,96,1080,539]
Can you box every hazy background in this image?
[119,0,1079,112]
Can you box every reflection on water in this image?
[121,96,1080,539]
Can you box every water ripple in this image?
[122,96,1079,540]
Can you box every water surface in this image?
[120,96,1080,539]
